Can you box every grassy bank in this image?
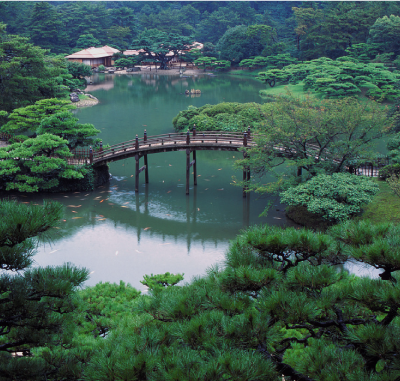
[228,69,262,78]
[360,180,400,224]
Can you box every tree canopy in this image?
[21,220,400,380]
[0,24,63,112]
[131,29,192,70]
[257,57,400,101]
[0,99,100,192]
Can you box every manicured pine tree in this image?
[74,221,400,381]
[0,200,88,379]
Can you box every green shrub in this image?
[173,102,270,132]
[379,164,400,180]
[280,173,379,222]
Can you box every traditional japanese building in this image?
[65,46,120,67]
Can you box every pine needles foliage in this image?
[26,220,400,380]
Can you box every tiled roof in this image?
[66,45,120,59]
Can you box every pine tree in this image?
[0,200,89,380]
[0,25,62,112]
[74,221,400,381]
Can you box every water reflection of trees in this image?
[90,74,263,107]
[2,187,251,253]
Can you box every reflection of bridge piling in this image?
[242,127,251,198]
[186,128,197,195]
[135,133,149,192]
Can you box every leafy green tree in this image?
[173,102,268,132]
[193,56,216,71]
[180,4,201,29]
[292,3,380,60]
[280,173,379,222]
[0,25,62,112]
[239,56,269,70]
[0,133,89,192]
[131,29,192,70]
[345,43,383,63]
[387,133,400,163]
[29,1,65,53]
[195,7,241,44]
[109,6,138,43]
[211,60,231,71]
[0,1,33,36]
[66,61,92,79]
[386,174,400,198]
[217,24,277,64]
[246,24,277,57]
[105,25,131,51]
[257,57,400,100]
[114,56,142,69]
[238,94,390,194]
[201,42,218,58]
[369,15,400,57]
[140,7,193,36]
[180,49,202,66]
[241,53,298,71]
[0,200,88,379]
[75,33,101,50]
[37,111,100,151]
[1,98,74,137]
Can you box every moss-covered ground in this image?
[360,179,400,224]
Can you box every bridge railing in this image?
[92,131,252,161]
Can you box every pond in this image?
[5,72,378,290]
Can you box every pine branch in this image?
[257,343,316,381]
[0,339,29,352]
[380,305,399,326]
[279,334,312,346]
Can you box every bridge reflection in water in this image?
[133,185,251,253]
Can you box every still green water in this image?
[14,73,301,290]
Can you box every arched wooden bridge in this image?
[72,128,254,196]
[69,128,390,196]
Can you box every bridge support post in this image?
[186,149,190,195]
[89,146,93,164]
[243,169,250,198]
[135,154,139,193]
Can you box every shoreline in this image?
[75,97,99,108]
[103,66,219,76]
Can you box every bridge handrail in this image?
[93,131,251,158]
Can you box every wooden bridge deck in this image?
[91,131,254,166]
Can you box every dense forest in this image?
[2,0,400,63]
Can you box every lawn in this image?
[360,180,400,224]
